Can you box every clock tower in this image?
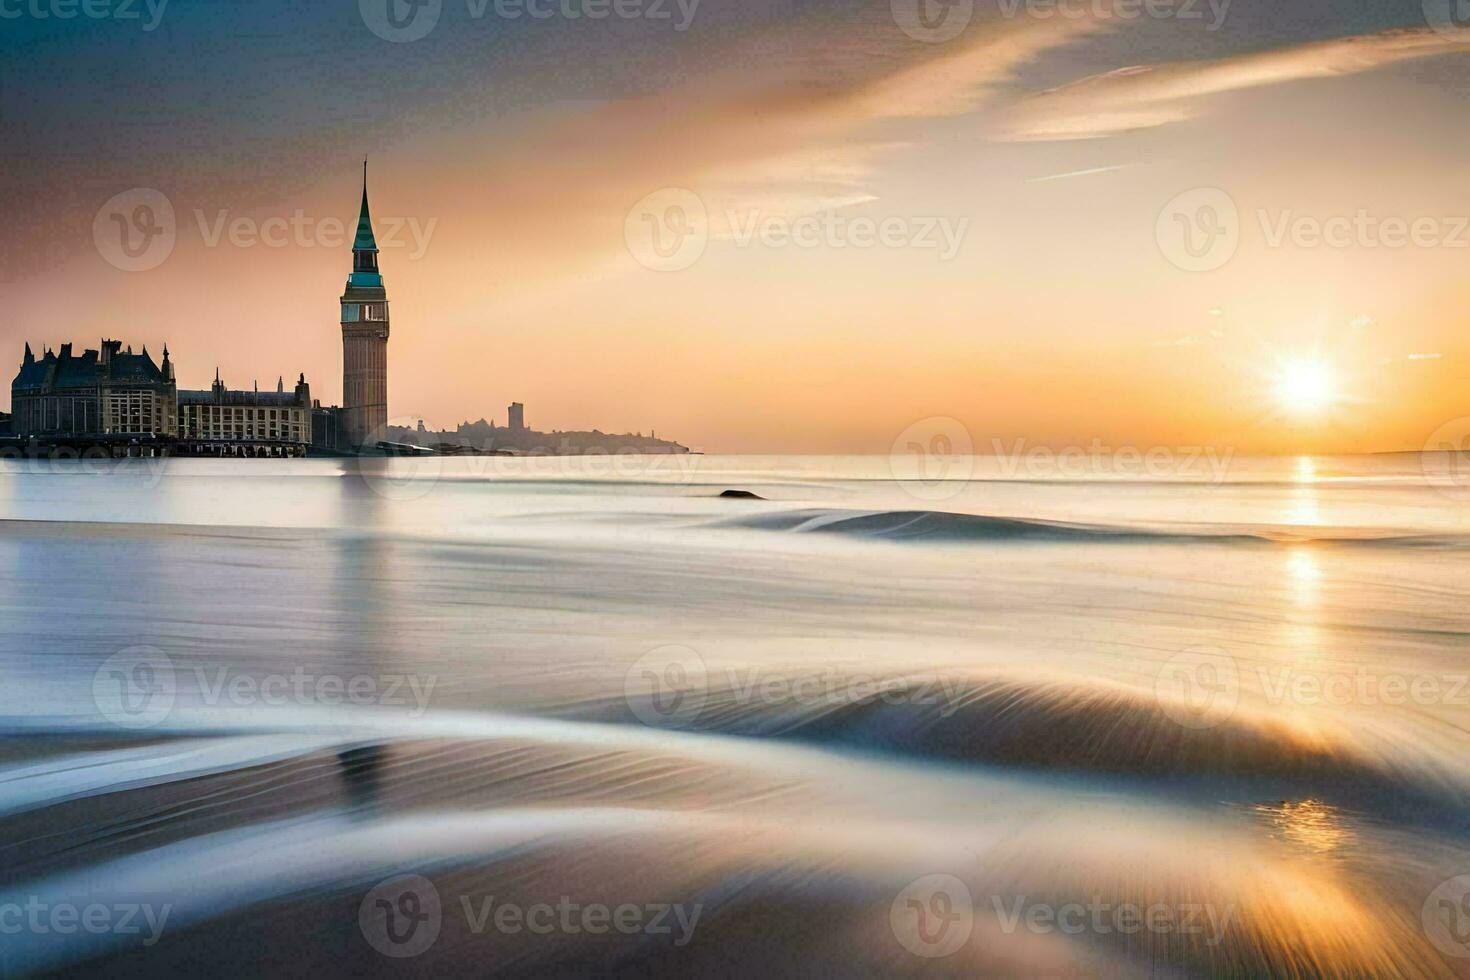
[340,162,389,451]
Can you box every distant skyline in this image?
[4,0,1469,453]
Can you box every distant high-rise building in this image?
[508,402,525,432]
[340,163,390,451]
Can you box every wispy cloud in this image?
[1026,163,1140,183]
[412,11,1111,288]
[991,28,1468,142]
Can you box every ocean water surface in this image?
[2,453,1469,976]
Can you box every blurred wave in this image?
[2,455,1469,975]
[716,506,1470,547]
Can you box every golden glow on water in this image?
[1282,547,1325,663]
[0,457,1465,977]
[1252,799,1355,856]
[1286,457,1323,526]
[1288,549,1322,602]
[1279,465,1326,671]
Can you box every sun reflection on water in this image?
[1287,456,1322,526]
[1282,547,1324,664]
[1253,799,1355,856]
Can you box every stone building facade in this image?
[177,372,313,456]
[10,339,177,444]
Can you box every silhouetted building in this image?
[177,370,312,456]
[312,404,344,453]
[340,163,390,451]
[507,402,525,433]
[10,340,177,443]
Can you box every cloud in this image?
[990,28,1468,142]
[1025,163,1140,182]
[398,11,1109,292]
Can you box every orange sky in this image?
[6,2,1470,453]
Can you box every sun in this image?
[1275,361,1334,414]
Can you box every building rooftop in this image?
[179,389,305,408]
[13,341,167,394]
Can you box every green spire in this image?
[353,159,379,253]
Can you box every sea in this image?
[1,452,1469,976]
